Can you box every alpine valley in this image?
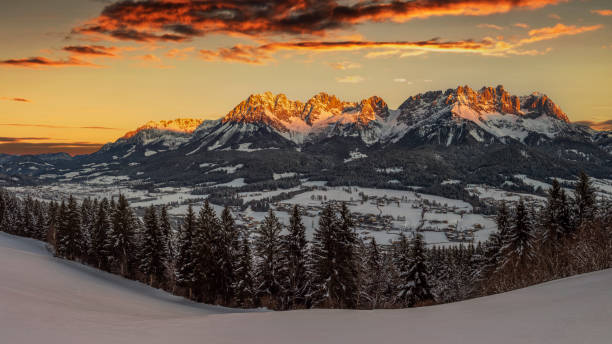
[2,85,611,245]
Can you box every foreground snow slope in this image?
[2,232,611,344]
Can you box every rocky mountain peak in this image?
[121,118,204,139]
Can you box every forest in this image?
[0,172,610,310]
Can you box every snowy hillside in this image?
[2,231,611,344]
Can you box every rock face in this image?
[122,118,204,139]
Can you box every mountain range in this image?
[1,85,610,192]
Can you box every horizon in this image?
[1,0,612,155]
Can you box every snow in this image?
[208,164,244,174]
[144,150,158,157]
[2,231,612,344]
[273,172,297,180]
[375,167,403,174]
[514,174,551,191]
[212,178,247,188]
[344,149,368,163]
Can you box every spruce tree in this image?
[283,205,309,308]
[56,196,83,261]
[193,201,220,303]
[365,238,383,308]
[176,204,196,298]
[159,205,174,264]
[336,203,358,308]
[254,209,284,308]
[110,195,137,277]
[311,204,341,308]
[574,171,596,227]
[234,235,255,308]
[219,206,238,304]
[502,199,535,269]
[91,198,112,271]
[139,206,167,286]
[404,234,434,307]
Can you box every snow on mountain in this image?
[96,118,205,159]
[2,231,612,344]
[187,86,592,152]
[389,85,585,145]
[190,91,390,151]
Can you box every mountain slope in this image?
[2,232,611,344]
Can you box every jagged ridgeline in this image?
[1,85,610,188]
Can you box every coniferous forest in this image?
[0,172,610,310]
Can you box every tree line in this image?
[0,172,610,310]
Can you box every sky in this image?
[1,0,611,155]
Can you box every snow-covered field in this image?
[2,232,611,344]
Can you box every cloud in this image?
[166,47,195,60]
[393,78,412,83]
[0,97,31,103]
[72,0,568,42]
[514,23,531,29]
[519,23,603,45]
[199,22,602,64]
[0,137,49,143]
[336,75,365,84]
[63,45,117,57]
[591,9,612,16]
[478,24,504,30]
[0,142,103,156]
[328,61,361,70]
[0,56,95,68]
[574,120,612,131]
[0,123,120,130]
[200,38,496,64]
[548,13,561,20]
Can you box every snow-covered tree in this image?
[574,171,597,227]
[254,209,284,308]
[396,233,433,307]
[110,195,138,277]
[283,205,309,308]
[139,206,167,286]
[234,235,255,308]
[91,198,112,271]
[175,204,196,299]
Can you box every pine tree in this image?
[33,200,48,241]
[218,206,238,304]
[193,201,220,303]
[310,203,338,307]
[234,235,255,308]
[176,204,196,298]
[336,203,358,308]
[159,205,174,264]
[364,238,383,308]
[91,198,112,271]
[502,199,535,269]
[110,195,137,277]
[283,205,309,309]
[397,234,433,307]
[56,196,83,261]
[254,209,284,308]
[574,171,597,227]
[139,206,167,286]
[543,180,571,245]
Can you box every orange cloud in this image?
[591,9,612,16]
[0,56,96,68]
[198,22,602,64]
[328,61,362,70]
[0,97,31,103]
[519,23,603,45]
[513,23,531,29]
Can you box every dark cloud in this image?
[0,142,103,156]
[73,0,567,42]
[0,137,49,143]
[0,97,31,103]
[0,123,120,130]
[63,45,117,56]
[0,56,95,68]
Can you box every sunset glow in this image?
[1,0,611,155]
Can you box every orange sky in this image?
[1,0,611,155]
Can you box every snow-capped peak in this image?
[121,118,204,139]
